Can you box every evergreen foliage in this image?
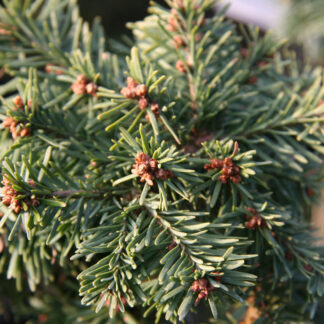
[0,0,323,323]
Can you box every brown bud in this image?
[204,163,212,171]
[150,102,160,115]
[2,195,12,206]
[136,152,150,164]
[86,82,98,97]
[127,77,138,89]
[138,97,148,110]
[231,175,241,184]
[10,198,22,213]
[13,95,24,110]
[218,174,228,183]
[135,84,147,97]
[167,17,178,32]
[121,87,137,99]
[176,60,186,73]
[76,74,88,84]
[20,128,31,137]
[223,157,233,167]
[27,99,33,108]
[141,172,154,186]
[222,166,232,176]
[197,278,208,289]
[172,35,185,48]
[2,117,15,128]
[149,159,158,169]
[71,81,86,95]
[155,168,173,180]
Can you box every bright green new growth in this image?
[0,0,323,323]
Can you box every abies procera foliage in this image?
[0,0,323,323]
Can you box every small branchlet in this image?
[3,97,32,140]
[0,177,40,213]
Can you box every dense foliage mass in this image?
[0,0,323,323]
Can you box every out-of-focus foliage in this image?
[285,0,324,64]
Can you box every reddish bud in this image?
[231,175,241,184]
[218,174,228,183]
[2,117,15,128]
[86,82,98,97]
[176,60,186,73]
[150,102,160,116]
[135,84,147,97]
[76,74,88,84]
[138,97,148,110]
[13,95,24,110]
[172,35,185,48]
[149,159,158,169]
[71,81,86,95]
[223,157,233,167]
[27,99,33,108]
[127,77,138,89]
[20,128,31,137]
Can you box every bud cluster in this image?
[2,96,32,139]
[12,95,32,111]
[0,177,40,213]
[191,278,216,306]
[204,157,241,184]
[244,207,266,230]
[131,152,173,186]
[120,77,160,118]
[71,74,98,97]
[2,117,31,139]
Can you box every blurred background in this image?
[78,0,166,37]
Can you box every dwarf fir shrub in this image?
[0,0,323,323]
